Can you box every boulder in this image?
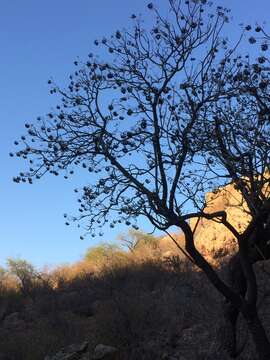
[44,341,89,360]
[3,312,25,330]
[92,344,118,360]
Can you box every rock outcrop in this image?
[159,182,251,265]
[190,183,251,263]
[44,341,89,360]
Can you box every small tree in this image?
[84,243,126,268]
[7,258,38,296]
[12,1,270,358]
[117,229,159,253]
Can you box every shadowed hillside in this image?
[0,218,270,359]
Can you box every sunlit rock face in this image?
[159,183,250,264]
[191,173,270,264]
[161,176,270,265]
[190,183,251,264]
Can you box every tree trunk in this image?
[220,254,247,357]
[177,219,270,359]
[221,301,239,357]
[243,308,270,360]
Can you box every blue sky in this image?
[1,0,269,269]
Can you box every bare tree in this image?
[12,1,270,358]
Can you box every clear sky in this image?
[1,0,269,269]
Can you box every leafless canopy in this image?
[13,0,239,236]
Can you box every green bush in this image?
[84,243,127,269]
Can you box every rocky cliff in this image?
[189,183,251,263]
[159,183,252,264]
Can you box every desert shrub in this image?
[92,259,220,358]
[50,264,82,290]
